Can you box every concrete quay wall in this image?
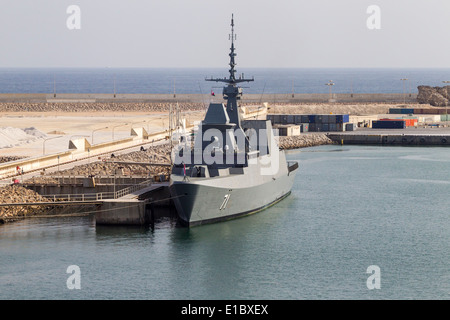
[96,200,148,225]
[328,133,450,146]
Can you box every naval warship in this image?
[169,15,299,227]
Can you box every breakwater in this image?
[278,134,334,149]
[0,93,418,104]
[0,185,49,223]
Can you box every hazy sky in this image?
[0,0,449,68]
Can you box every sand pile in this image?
[0,127,47,149]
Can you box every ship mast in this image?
[206,14,254,126]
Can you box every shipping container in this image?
[329,123,337,131]
[336,114,350,123]
[389,108,402,114]
[308,115,316,123]
[294,115,303,124]
[300,123,309,132]
[400,108,414,114]
[272,114,281,124]
[286,115,295,124]
[277,125,300,136]
[300,115,310,123]
[372,120,406,129]
[345,123,355,131]
[322,123,329,131]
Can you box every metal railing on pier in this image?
[40,179,156,203]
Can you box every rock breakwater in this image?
[0,185,49,223]
[417,86,450,107]
[0,102,204,113]
[39,143,172,178]
[278,134,334,150]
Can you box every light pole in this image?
[400,78,408,104]
[325,80,334,102]
[43,136,62,155]
[443,81,450,116]
[112,123,129,141]
[91,126,109,145]
[113,74,116,98]
[88,148,91,177]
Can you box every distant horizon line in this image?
[0,66,450,70]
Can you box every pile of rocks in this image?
[278,134,334,150]
[0,102,204,113]
[0,185,49,223]
[0,156,25,164]
[23,176,60,184]
[267,102,393,116]
[55,143,172,177]
[417,86,450,107]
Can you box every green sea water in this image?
[0,145,449,300]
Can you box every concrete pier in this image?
[328,128,450,146]
[95,182,175,225]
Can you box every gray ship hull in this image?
[170,166,298,227]
[168,15,299,227]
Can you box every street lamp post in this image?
[88,148,91,177]
[325,80,334,102]
[113,74,116,98]
[112,123,129,141]
[400,78,408,104]
[91,126,109,145]
[43,136,62,155]
[443,81,450,116]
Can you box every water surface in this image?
[0,145,449,299]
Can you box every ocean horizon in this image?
[0,67,449,95]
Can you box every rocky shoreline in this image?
[278,133,334,149]
[0,156,24,164]
[417,85,450,107]
[43,143,172,178]
[0,185,50,224]
[0,102,204,113]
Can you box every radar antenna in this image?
[206,14,254,85]
[205,14,254,126]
